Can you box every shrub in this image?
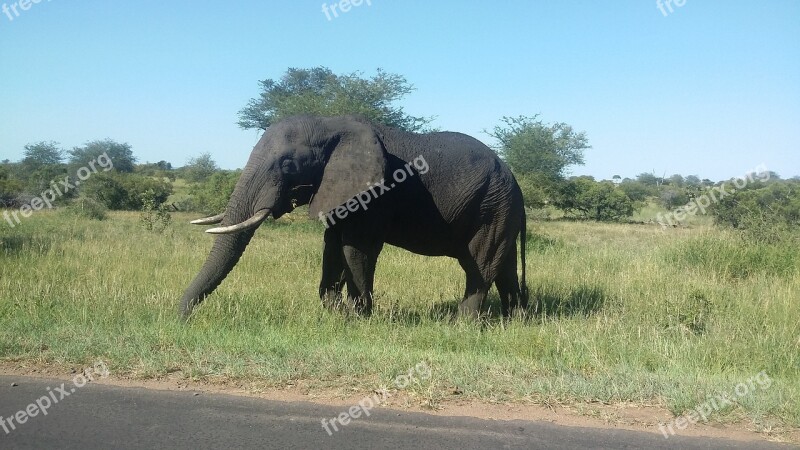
[82,172,172,210]
[180,170,240,213]
[139,189,172,232]
[554,177,634,221]
[0,166,23,207]
[618,180,656,202]
[515,173,550,208]
[62,197,107,221]
[660,189,690,209]
[183,153,219,183]
[710,179,800,243]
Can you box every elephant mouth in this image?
[203,209,271,235]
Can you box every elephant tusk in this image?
[190,213,225,225]
[205,209,270,234]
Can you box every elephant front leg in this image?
[340,237,385,316]
[319,228,347,311]
[341,245,377,316]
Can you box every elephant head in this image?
[179,115,387,319]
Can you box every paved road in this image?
[0,376,794,449]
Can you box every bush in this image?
[710,180,800,242]
[515,173,552,208]
[180,170,240,213]
[62,197,107,221]
[660,189,690,209]
[618,180,657,202]
[82,172,172,210]
[139,189,171,232]
[0,166,23,207]
[554,177,634,221]
[183,153,219,183]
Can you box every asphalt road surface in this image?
[0,376,794,449]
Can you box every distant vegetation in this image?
[2,66,798,239]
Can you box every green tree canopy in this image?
[69,139,137,173]
[182,170,241,214]
[712,180,800,228]
[18,142,67,193]
[487,115,589,182]
[237,67,432,132]
[635,172,660,186]
[82,172,172,210]
[668,174,684,187]
[0,164,23,206]
[618,179,656,202]
[183,152,219,182]
[554,176,634,221]
[21,141,63,170]
[685,175,701,186]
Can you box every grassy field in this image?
[1,209,798,434]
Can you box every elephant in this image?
[180,115,528,320]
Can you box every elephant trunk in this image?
[179,156,281,320]
[179,226,257,320]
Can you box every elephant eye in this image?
[281,160,297,174]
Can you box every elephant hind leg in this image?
[457,257,489,318]
[459,215,519,318]
[495,246,525,318]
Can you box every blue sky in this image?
[1,0,798,180]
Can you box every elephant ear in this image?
[308,124,387,220]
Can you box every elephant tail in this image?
[519,211,528,306]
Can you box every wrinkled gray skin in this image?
[180,115,527,320]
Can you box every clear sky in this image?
[1,1,798,180]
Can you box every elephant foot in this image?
[352,299,372,317]
[321,292,347,312]
[458,292,486,319]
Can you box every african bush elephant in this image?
[181,115,527,320]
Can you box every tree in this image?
[619,180,656,202]
[69,139,137,173]
[19,142,66,193]
[554,177,634,221]
[82,172,172,210]
[237,67,432,132]
[183,152,219,182]
[710,179,800,242]
[685,175,701,186]
[0,165,23,206]
[668,174,684,187]
[636,172,660,186]
[487,115,589,209]
[182,170,241,213]
[136,161,175,180]
[21,141,63,170]
[155,161,172,171]
[515,172,552,209]
[661,189,689,209]
[488,115,589,182]
[747,171,780,181]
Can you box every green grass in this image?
[1,209,798,433]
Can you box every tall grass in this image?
[0,210,797,431]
